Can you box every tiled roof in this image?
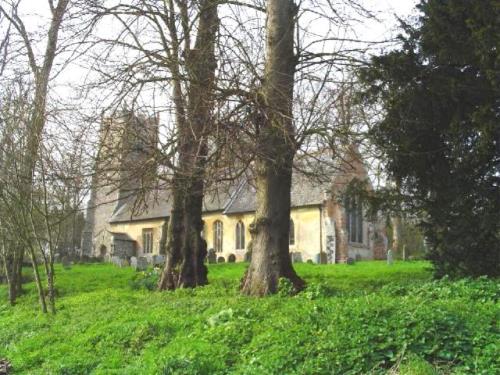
[109,231,135,241]
[223,173,332,215]
[109,191,172,223]
[109,183,234,223]
[109,148,367,223]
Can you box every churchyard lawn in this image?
[0,261,498,374]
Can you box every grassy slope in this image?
[0,261,498,375]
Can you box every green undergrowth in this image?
[0,261,498,374]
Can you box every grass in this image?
[0,261,498,374]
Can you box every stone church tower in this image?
[81,110,158,257]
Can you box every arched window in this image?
[346,196,363,243]
[213,220,223,252]
[289,219,295,246]
[235,221,245,250]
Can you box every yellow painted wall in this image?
[203,206,322,262]
[290,206,322,262]
[110,219,166,256]
[202,211,254,261]
[109,206,323,262]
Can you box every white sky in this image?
[15,0,418,93]
[0,0,419,200]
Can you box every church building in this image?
[82,112,387,264]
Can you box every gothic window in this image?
[142,228,153,254]
[346,196,363,243]
[213,220,223,252]
[235,221,245,250]
[289,219,295,246]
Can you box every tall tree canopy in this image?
[361,0,500,277]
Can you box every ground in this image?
[0,261,498,374]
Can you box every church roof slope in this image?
[223,172,331,215]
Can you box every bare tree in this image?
[0,0,94,312]
[89,0,220,289]
[239,0,304,295]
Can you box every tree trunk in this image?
[391,215,402,255]
[241,0,304,296]
[27,247,47,313]
[158,180,185,290]
[158,0,217,290]
[15,249,23,296]
[1,241,24,305]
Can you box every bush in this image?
[130,268,160,290]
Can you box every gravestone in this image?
[387,249,393,265]
[228,254,236,263]
[111,256,122,267]
[152,255,165,266]
[355,254,362,262]
[207,249,217,264]
[136,257,148,271]
[217,256,225,264]
[61,256,71,269]
[290,252,302,263]
[130,256,137,269]
[346,257,355,265]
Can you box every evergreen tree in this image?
[361,0,500,277]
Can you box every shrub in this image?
[129,268,160,290]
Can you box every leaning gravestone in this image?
[207,249,217,264]
[217,256,225,264]
[387,249,394,265]
[228,254,236,263]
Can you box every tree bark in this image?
[391,215,402,255]
[241,0,304,296]
[158,0,217,290]
[1,228,25,306]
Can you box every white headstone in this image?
[387,249,394,265]
[130,256,137,269]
